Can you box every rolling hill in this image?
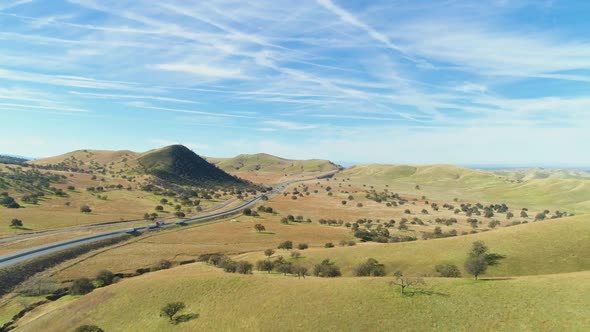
[207,153,341,183]
[339,164,590,213]
[29,145,248,188]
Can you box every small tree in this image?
[293,265,308,279]
[464,256,487,280]
[264,248,275,257]
[155,205,164,211]
[254,224,266,232]
[10,218,23,227]
[464,240,503,279]
[236,261,253,274]
[390,271,425,295]
[243,208,252,216]
[256,260,274,273]
[175,211,186,218]
[80,205,92,213]
[160,302,186,323]
[276,262,293,276]
[70,278,94,295]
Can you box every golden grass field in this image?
[2,154,590,331]
[238,214,590,277]
[12,263,590,332]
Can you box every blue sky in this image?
[1,0,590,166]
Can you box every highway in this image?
[0,170,338,269]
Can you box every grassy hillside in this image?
[340,164,590,213]
[208,153,339,173]
[30,149,140,174]
[238,215,590,277]
[14,263,590,331]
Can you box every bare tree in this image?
[389,271,425,295]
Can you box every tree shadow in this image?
[479,277,514,282]
[174,313,199,324]
[258,231,276,235]
[11,226,33,231]
[404,289,449,297]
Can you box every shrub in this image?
[278,240,293,250]
[275,262,292,275]
[151,259,172,272]
[313,259,341,278]
[219,257,237,273]
[175,211,186,218]
[243,208,252,216]
[70,278,94,295]
[264,249,275,257]
[290,251,301,258]
[355,258,386,277]
[95,270,114,287]
[80,205,92,213]
[435,264,461,277]
[155,205,164,211]
[324,242,334,248]
[297,243,309,250]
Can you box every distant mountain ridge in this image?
[0,154,28,165]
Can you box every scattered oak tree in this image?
[160,302,186,324]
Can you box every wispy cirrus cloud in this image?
[264,120,320,130]
[2,0,590,164]
[149,63,247,80]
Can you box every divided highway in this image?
[0,171,338,269]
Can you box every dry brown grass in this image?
[52,213,351,281]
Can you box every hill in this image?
[137,145,246,187]
[29,145,248,188]
[207,153,341,183]
[29,149,140,174]
[339,164,590,213]
[238,214,590,277]
[13,263,590,331]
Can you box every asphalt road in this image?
[0,170,338,269]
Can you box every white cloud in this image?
[264,120,320,130]
[149,63,246,80]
